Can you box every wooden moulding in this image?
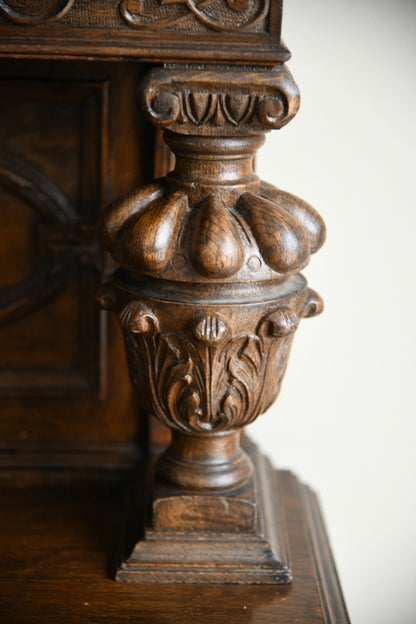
[298,481,351,624]
[116,440,292,583]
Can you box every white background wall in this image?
[248,1,416,622]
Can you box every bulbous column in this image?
[98,65,326,583]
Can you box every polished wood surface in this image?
[0,464,349,623]
[98,49,325,581]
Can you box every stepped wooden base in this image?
[118,441,288,584]
[0,460,350,622]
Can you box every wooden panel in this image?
[0,80,105,394]
[0,62,153,478]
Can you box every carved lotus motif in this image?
[101,180,325,281]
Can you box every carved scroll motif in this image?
[0,0,75,25]
[141,67,300,134]
[120,0,269,32]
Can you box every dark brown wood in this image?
[117,440,293,583]
[0,61,154,482]
[0,463,349,623]
[0,0,349,617]
[0,0,288,64]
[98,60,325,581]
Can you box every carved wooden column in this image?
[98,62,325,583]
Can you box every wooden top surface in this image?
[0,470,349,623]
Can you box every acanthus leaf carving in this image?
[218,334,264,428]
[117,304,298,433]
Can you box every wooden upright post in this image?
[98,61,325,582]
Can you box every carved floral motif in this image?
[117,302,298,433]
[120,0,269,32]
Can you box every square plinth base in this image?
[117,441,291,583]
[116,441,342,597]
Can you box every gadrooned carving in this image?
[0,0,75,25]
[101,179,326,282]
[0,150,100,325]
[140,67,300,134]
[116,301,299,433]
[120,0,269,32]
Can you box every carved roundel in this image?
[0,151,94,325]
[0,0,75,25]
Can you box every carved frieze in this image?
[0,0,272,32]
[120,0,269,32]
[0,0,287,64]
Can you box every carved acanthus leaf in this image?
[118,303,298,433]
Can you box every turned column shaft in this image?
[157,430,253,491]
[165,133,263,199]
